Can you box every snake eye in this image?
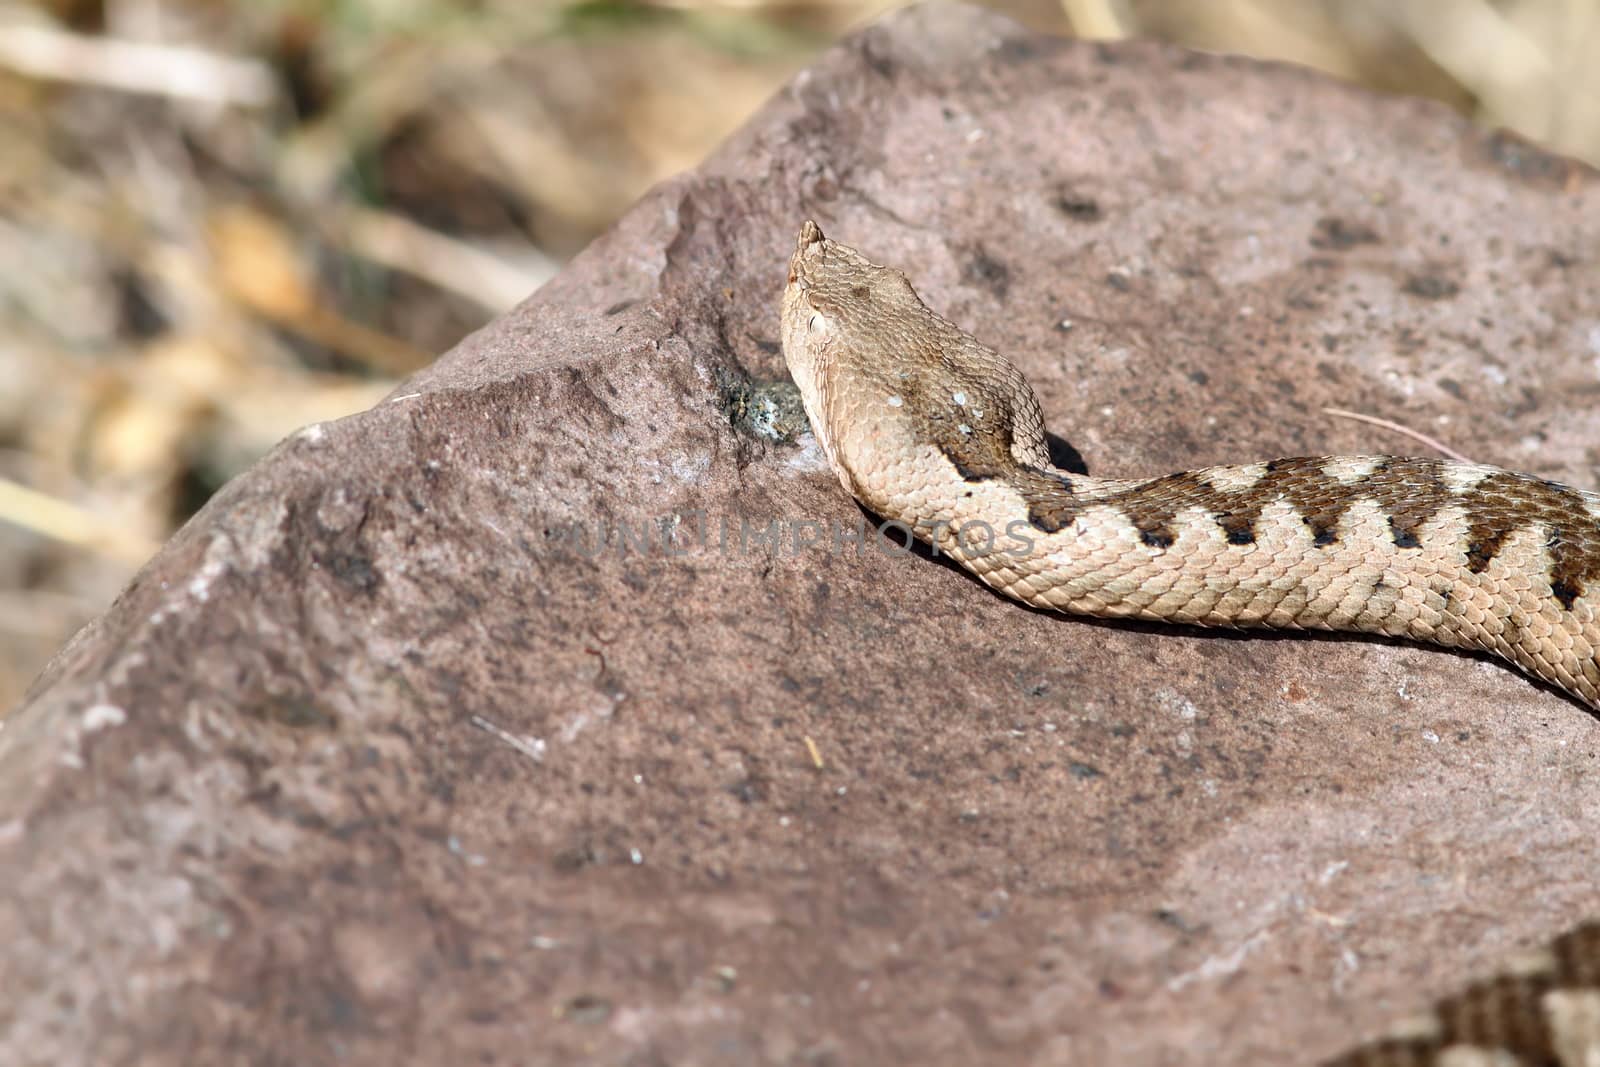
[808,311,826,333]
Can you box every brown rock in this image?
[5,5,1600,1065]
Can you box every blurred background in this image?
[1,0,1597,711]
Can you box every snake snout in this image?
[798,219,825,250]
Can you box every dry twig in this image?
[1321,407,1476,464]
[0,20,276,106]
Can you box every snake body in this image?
[779,221,1600,1065]
[780,221,1600,711]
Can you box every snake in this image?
[778,220,1600,1065]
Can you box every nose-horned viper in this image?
[780,220,1600,1066]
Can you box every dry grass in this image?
[1,0,1596,712]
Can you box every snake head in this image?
[781,220,1019,500]
[781,221,925,385]
[779,221,1058,515]
[780,221,926,495]
[784,220,919,318]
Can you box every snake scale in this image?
[779,221,1600,1066]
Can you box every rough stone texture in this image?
[5,6,1600,1065]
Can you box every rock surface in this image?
[5,5,1600,1065]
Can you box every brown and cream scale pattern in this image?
[970,454,1600,708]
[781,220,1600,1065]
[1323,921,1600,1067]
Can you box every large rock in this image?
[5,5,1599,1064]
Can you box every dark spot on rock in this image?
[962,248,1011,299]
[562,994,612,1025]
[998,37,1060,63]
[1068,762,1101,780]
[1478,128,1581,187]
[860,40,895,78]
[1105,271,1132,292]
[1155,908,1202,934]
[1310,217,1379,250]
[328,551,379,591]
[324,989,361,1028]
[246,695,337,730]
[553,843,600,872]
[720,377,807,443]
[1403,273,1460,300]
[1438,378,1463,398]
[1188,369,1209,386]
[603,299,637,316]
[1053,189,1103,221]
[1014,671,1049,697]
